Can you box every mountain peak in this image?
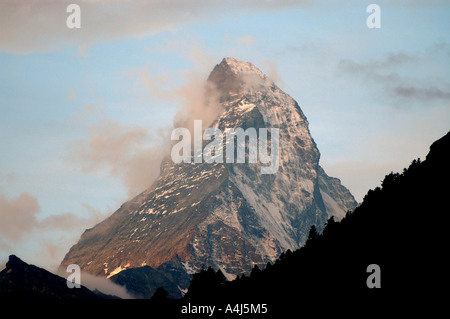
[220,57,265,77]
[221,57,243,64]
[208,57,272,96]
[5,255,28,271]
[60,58,357,295]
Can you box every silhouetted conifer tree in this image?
[151,287,168,301]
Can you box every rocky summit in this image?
[60,58,357,295]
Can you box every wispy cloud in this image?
[238,35,257,45]
[262,59,285,87]
[76,272,135,299]
[67,120,170,198]
[0,192,40,244]
[0,0,308,54]
[0,192,133,297]
[339,52,418,72]
[337,46,450,106]
[392,86,450,101]
[0,190,109,270]
[136,38,223,130]
[67,37,222,201]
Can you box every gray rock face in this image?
[60,58,357,291]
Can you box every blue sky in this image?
[1,0,449,270]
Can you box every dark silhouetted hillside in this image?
[184,130,449,312]
[0,255,101,299]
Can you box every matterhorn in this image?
[60,58,357,298]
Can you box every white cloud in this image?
[73,271,135,299]
[0,0,308,54]
[0,189,112,271]
[67,120,170,198]
[238,35,257,45]
[0,192,40,243]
